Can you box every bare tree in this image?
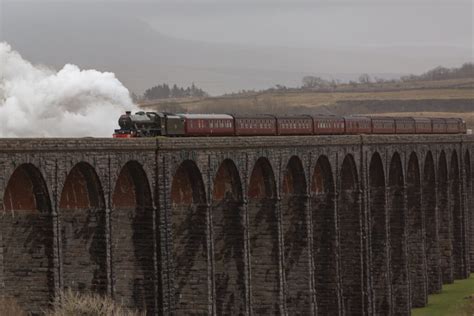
[358,73,371,84]
[302,76,325,89]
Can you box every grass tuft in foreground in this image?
[47,289,145,316]
[0,296,28,315]
[412,274,474,316]
[0,290,145,316]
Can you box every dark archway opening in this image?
[423,152,442,293]
[111,161,155,312]
[211,159,246,315]
[59,162,107,294]
[369,153,390,314]
[281,156,311,314]
[388,153,410,314]
[450,151,465,279]
[465,151,473,273]
[406,153,427,307]
[248,157,280,315]
[339,154,364,314]
[438,152,453,283]
[2,164,55,314]
[311,156,339,315]
[170,160,208,314]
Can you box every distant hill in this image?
[1,2,471,95]
[141,78,474,127]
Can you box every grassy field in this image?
[141,78,473,128]
[412,274,474,316]
[371,112,474,129]
[143,88,473,111]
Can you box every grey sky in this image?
[1,0,472,94]
[4,0,472,49]
[143,1,473,49]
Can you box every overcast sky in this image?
[145,1,473,50]
[3,0,472,49]
[1,0,472,94]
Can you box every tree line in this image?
[400,62,473,82]
[138,83,208,101]
[301,62,474,90]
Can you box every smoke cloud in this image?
[0,42,136,137]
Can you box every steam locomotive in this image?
[113,111,467,138]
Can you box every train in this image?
[113,111,467,138]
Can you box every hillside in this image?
[2,2,471,95]
[141,78,474,127]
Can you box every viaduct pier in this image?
[0,134,473,315]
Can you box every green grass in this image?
[412,274,474,316]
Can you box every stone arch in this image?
[281,156,311,314]
[59,162,107,294]
[311,155,339,315]
[406,152,427,307]
[211,159,246,315]
[369,152,390,314]
[111,161,155,312]
[450,150,465,279]
[466,150,474,273]
[170,160,208,314]
[339,154,364,315]
[2,163,55,313]
[247,157,280,314]
[438,151,452,283]
[423,151,441,293]
[388,152,410,314]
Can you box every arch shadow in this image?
[211,159,246,315]
[311,155,339,315]
[111,161,156,312]
[388,152,410,314]
[59,162,107,294]
[248,157,280,315]
[339,154,364,315]
[170,160,208,314]
[2,163,55,313]
[406,152,427,307]
[281,156,311,314]
[423,151,442,293]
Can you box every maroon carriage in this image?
[181,114,234,136]
[445,118,463,134]
[394,117,415,134]
[432,118,447,134]
[277,115,313,135]
[413,117,432,134]
[233,114,277,136]
[371,117,395,134]
[312,115,345,135]
[344,116,371,134]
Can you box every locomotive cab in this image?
[114,111,165,138]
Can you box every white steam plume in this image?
[0,42,136,137]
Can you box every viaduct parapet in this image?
[0,135,473,315]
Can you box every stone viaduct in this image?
[0,135,472,315]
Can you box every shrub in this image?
[47,289,144,316]
[0,297,27,316]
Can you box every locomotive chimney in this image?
[125,111,131,115]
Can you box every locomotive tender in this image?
[113,111,467,138]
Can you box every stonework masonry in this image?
[0,135,472,315]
